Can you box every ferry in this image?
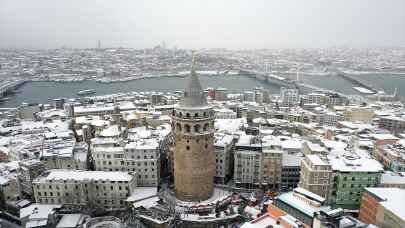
[77,89,96,96]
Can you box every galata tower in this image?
[172,54,215,201]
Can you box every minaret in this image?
[172,53,215,201]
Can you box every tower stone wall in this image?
[173,108,215,201]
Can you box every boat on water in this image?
[77,89,96,96]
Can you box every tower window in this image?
[203,112,207,117]
[179,112,182,117]
[195,113,199,118]
[186,113,190,118]
[203,123,209,131]
[194,124,201,133]
[185,124,191,133]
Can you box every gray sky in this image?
[1,0,404,49]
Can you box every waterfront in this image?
[0,75,279,107]
[1,73,405,108]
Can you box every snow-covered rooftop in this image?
[35,170,134,182]
[328,152,383,173]
[282,153,303,167]
[306,154,329,166]
[125,138,159,150]
[214,133,234,147]
[365,188,405,221]
[126,187,158,202]
[381,171,405,185]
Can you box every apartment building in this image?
[93,139,160,187]
[281,153,302,191]
[380,171,405,188]
[343,106,374,123]
[299,155,333,199]
[374,143,405,172]
[261,148,282,190]
[33,170,136,209]
[280,87,299,106]
[378,116,405,134]
[42,141,88,170]
[234,149,262,187]
[327,152,383,209]
[18,159,46,196]
[319,111,344,126]
[274,187,330,227]
[359,188,405,227]
[214,133,235,184]
[234,134,283,190]
[301,92,325,105]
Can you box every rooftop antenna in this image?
[98,40,101,49]
[296,63,300,82]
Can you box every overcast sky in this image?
[1,0,404,49]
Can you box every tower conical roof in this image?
[179,54,207,108]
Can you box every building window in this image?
[186,146,190,150]
[203,123,209,131]
[185,124,191,133]
[194,124,200,133]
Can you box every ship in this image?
[77,89,96,96]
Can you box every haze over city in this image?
[1,0,405,49]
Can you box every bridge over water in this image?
[0,79,25,98]
[237,68,347,96]
[334,72,379,94]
